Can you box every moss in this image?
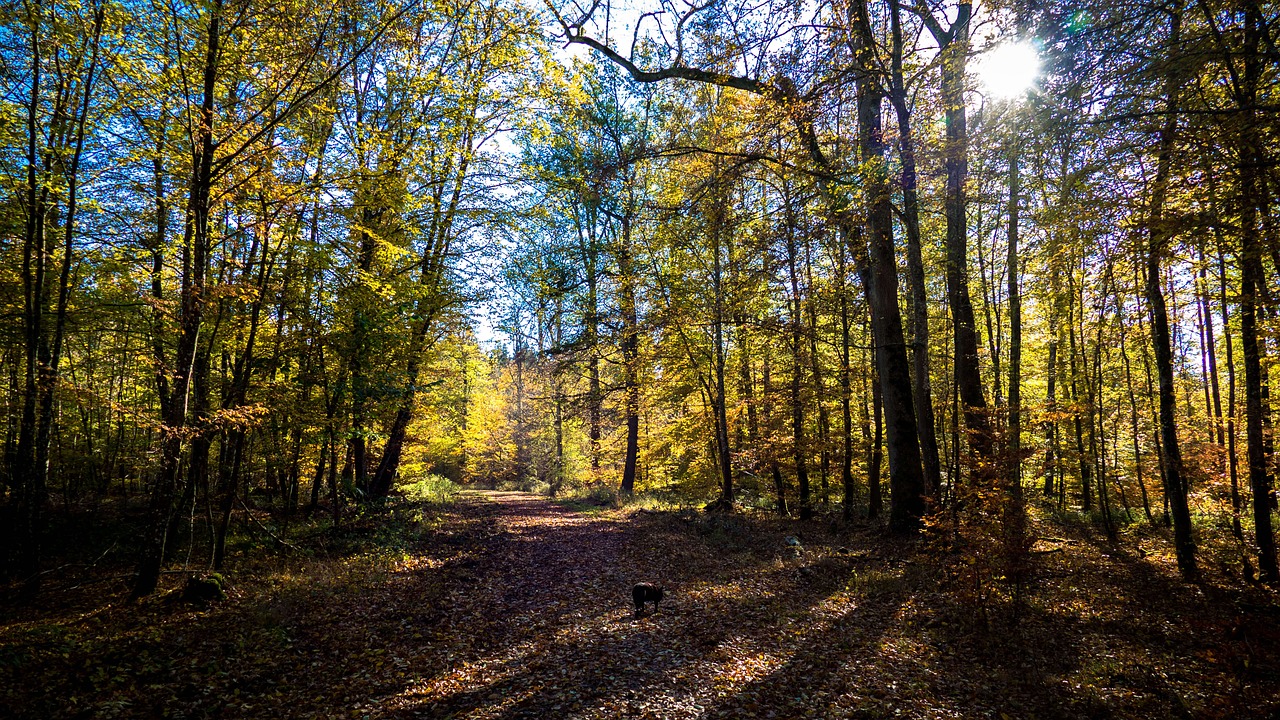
[180,573,227,605]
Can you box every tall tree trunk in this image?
[1003,108,1027,569]
[711,198,734,505]
[920,2,994,471]
[1146,8,1196,577]
[1237,3,1279,582]
[135,0,222,598]
[587,250,602,479]
[839,245,856,521]
[212,199,275,565]
[369,139,470,498]
[1006,113,1023,500]
[853,0,925,530]
[1044,270,1061,499]
[348,206,377,494]
[13,0,46,589]
[1119,306,1154,522]
[868,339,884,520]
[1067,269,1092,511]
[1217,238,1245,542]
[367,330,427,499]
[805,242,832,506]
[551,303,564,495]
[620,221,640,495]
[889,0,941,498]
[784,197,810,520]
[17,4,104,595]
[762,322,788,515]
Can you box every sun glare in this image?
[975,41,1041,100]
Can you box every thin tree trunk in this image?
[869,339,884,520]
[840,245,856,521]
[1068,270,1092,511]
[1218,236,1245,542]
[805,242,832,506]
[784,196,810,520]
[18,5,105,595]
[1120,305,1154,522]
[711,199,734,506]
[1006,113,1023,500]
[619,223,640,495]
[762,321,788,516]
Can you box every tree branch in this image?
[565,32,775,96]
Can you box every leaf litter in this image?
[2,490,1278,719]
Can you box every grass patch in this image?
[550,484,704,515]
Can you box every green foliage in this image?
[400,473,461,505]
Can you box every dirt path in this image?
[4,491,1279,719]
[401,490,643,718]
[370,491,938,719]
[320,492,1280,720]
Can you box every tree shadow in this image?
[403,512,909,719]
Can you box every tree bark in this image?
[1006,113,1023,499]
[620,219,641,495]
[839,243,856,521]
[919,2,994,473]
[783,193,810,520]
[868,340,884,520]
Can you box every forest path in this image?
[355,492,1280,720]
[380,490,920,720]
[401,490,645,717]
[388,489,733,719]
[4,491,1277,719]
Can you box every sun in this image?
[974,41,1041,100]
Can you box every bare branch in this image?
[565,31,776,96]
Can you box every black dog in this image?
[632,583,663,617]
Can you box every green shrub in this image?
[401,473,461,504]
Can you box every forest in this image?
[2,0,1280,717]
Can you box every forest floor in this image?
[2,490,1279,719]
